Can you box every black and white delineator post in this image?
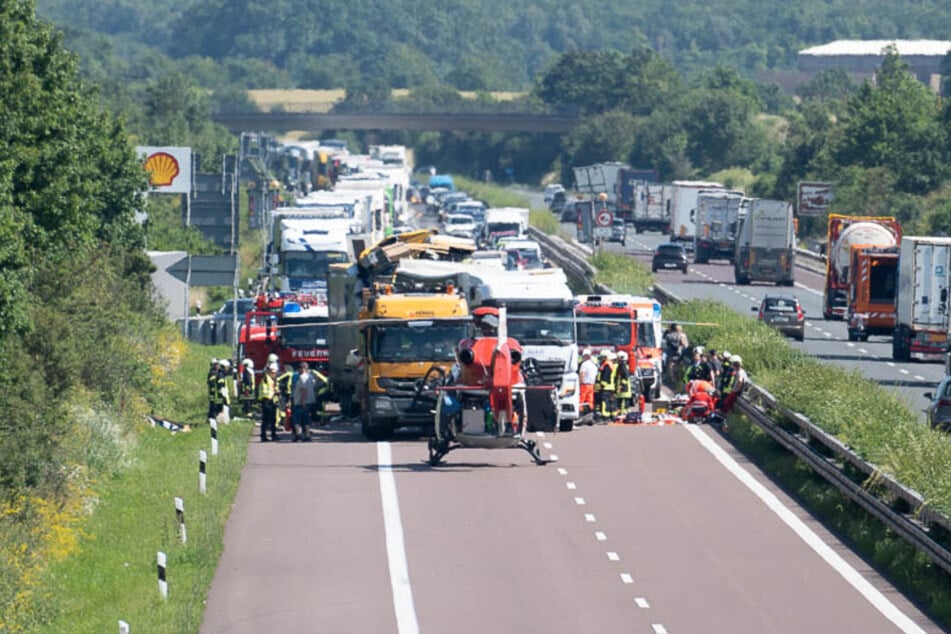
[174,497,187,544]
[118,620,130,633]
[157,551,168,601]
[199,450,207,495]
[210,420,219,456]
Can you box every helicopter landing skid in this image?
[427,436,552,466]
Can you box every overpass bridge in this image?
[212,112,578,134]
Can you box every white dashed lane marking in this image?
[635,597,650,609]
[595,531,607,541]
[584,513,596,522]
[566,482,577,490]
[557,467,567,475]
[858,348,868,354]
[620,573,634,584]
[915,375,926,381]
[899,369,909,375]
[652,624,669,634]
[607,552,620,561]
[574,497,586,505]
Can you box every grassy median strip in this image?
[35,343,251,633]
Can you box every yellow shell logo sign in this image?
[144,152,180,187]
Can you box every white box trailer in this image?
[893,236,951,361]
[573,163,628,201]
[668,180,725,244]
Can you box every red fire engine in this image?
[573,294,664,401]
[238,292,330,379]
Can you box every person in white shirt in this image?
[578,348,599,416]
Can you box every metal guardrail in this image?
[795,246,827,274]
[527,227,599,292]
[740,386,951,574]
[652,281,951,575]
[532,228,951,573]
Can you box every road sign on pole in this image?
[595,209,613,227]
[166,255,238,287]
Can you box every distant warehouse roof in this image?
[800,40,951,57]
[797,40,951,93]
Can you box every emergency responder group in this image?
[207,356,329,443]
[576,343,747,424]
[577,348,639,423]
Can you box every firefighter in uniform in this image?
[217,359,233,421]
[596,351,618,421]
[207,358,221,420]
[258,363,280,442]
[239,358,256,416]
[308,366,330,425]
[276,365,295,431]
[615,350,633,416]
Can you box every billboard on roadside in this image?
[797,181,834,216]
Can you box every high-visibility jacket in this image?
[615,363,632,398]
[719,367,735,393]
[597,361,616,392]
[310,369,330,396]
[258,373,278,402]
[240,368,255,400]
[207,369,220,403]
[276,371,294,400]
[216,370,230,405]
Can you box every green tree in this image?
[533,49,629,114]
[563,109,639,170]
[835,49,949,195]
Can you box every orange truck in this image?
[845,244,899,342]
[823,214,901,320]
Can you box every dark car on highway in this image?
[651,243,688,273]
[752,294,805,341]
[924,377,951,431]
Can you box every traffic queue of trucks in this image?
[233,144,682,438]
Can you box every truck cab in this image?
[238,292,331,378]
[573,294,664,401]
[327,263,470,440]
[846,244,899,342]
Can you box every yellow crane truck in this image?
[327,263,469,439]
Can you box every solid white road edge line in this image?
[683,425,926,634]
[378,442,420,634]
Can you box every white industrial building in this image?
[797,40,951,93]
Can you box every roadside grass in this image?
[454,176,533,209]
[451,176,563,237]
[662,298,951,627]
[589,251,653,296]
[36,342,251,633]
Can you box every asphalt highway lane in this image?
[201,422,943,633]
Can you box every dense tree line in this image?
[0,1,186,623]
[35,0,951,90]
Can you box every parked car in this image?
[651,243,689,273]
[544,183,565,203]
[752,294,805,341]
[211,297,255,323]
[924,377,951,431]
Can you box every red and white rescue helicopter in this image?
[423,306,556,466]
